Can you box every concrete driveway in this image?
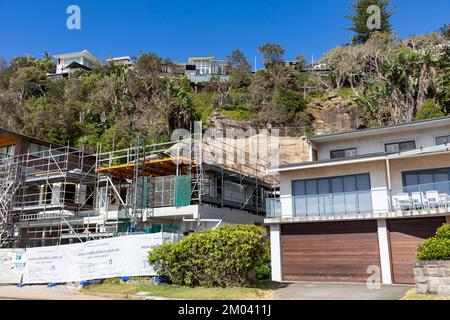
[271,282,413,300]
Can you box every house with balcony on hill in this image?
[47,50,101,79]
[266,117,450,285]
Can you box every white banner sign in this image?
[0,249,26,284]
[22,233,180,284]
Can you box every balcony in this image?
[266,180,450,220]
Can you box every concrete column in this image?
[270,224,282,282]
[377,219,392,285]
[446,216,450,224]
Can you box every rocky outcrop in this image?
[308,93,360,135]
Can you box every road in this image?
[0,285,114,300]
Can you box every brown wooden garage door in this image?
[281,221,381,282]
[388,217,446,284]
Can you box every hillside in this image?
[0,31,449,153]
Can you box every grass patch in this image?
[83,281,280,300]
[308,91,327,101]
[401,289,450,300]
[338,87,356,100]
[221,106,252,122]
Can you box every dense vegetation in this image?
[417,224,450,261]
[147,225,269,287]
[0,1,449,151]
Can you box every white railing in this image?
[266,180,450,219]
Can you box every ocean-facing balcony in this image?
[266,180,450,221]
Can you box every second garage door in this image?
[281,221,381,282]
[388,217,446,284]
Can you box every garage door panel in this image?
[388,217,446,284]
[281,221,380,282]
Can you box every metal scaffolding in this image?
[0,130,279,248]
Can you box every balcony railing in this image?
[391,180,450,211]
[266,180,450,219]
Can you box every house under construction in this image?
[0,128,278,248]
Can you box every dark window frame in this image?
[436,135,450,146]
[384,140,416,154]
[330,148,358,160]
[401,167,450,187]
[292,173,371,197]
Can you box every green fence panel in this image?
[174,175,191,207]
[136,176,151,208]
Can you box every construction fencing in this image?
[0,249,26,284]
[0,233,182,285]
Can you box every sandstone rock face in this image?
[309,95,360,135]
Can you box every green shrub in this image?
[221,106,252,121]
[148,225,268,287]
[276,88,308,114]
[255,264,272,280]
[417,224,450,261]
[415,99,444,121]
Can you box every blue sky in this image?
[0,0,449,68]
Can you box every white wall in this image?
[316,126,450,161]
[279,160,389,217]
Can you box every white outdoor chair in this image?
[396,193,412,211]
[411,192,424,209]
[425,191,439,208]
[391,195,400,211]
[438,193,450,208]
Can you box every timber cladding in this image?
[281,221,381,282]
[388,217,447,284]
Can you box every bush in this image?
[276,88,308,114]
[256,264,272,280]
[415,99,444,121]
[148,225,268,287]
[417,224,450,261]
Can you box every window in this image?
[152,176,175,207]
[29,143,50,158]
[292,173,371,196]
[0,144,15,158]
[403,168,450,187]
[402,167,450,194]
[385,140,416,154]
[436,135,450,146]
[312,149,318,161]
[330,148,357,160]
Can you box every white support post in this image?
[377,219,392,285]
[270,224,283,282]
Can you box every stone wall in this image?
[414,261,450,296]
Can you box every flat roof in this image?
[270,143,450,173]
[309,116,450,143]
[269,152,388,173]
[53,50,100,64]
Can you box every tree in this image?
[258,43,285,66]
[0,57,7,90]
[415,99,444,121]
[227,49,251,89]
[439,24,450,40]
[347,0,393,44]
[295,54,307,70]
[227,49,251,73]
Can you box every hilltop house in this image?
[266,117,450,285]
[106,56,135,68]
[48,50,100,79]
[185,57,230,83]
